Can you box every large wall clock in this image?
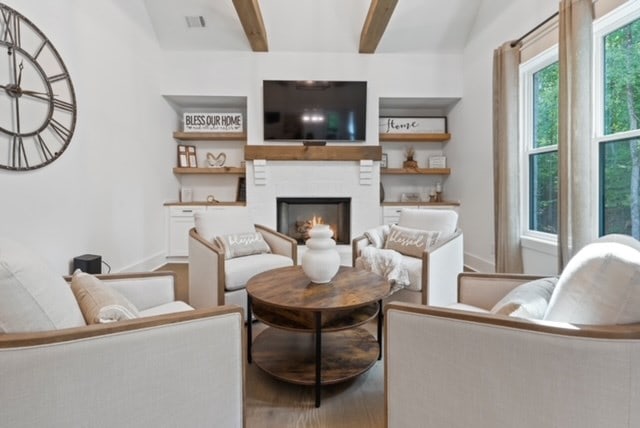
[0,3,77,171]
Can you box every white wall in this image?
[159,51,463,233]
[0,0,177,273]
[446,0,558,272]
[5,0,564,275]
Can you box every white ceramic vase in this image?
[301,224,341,284]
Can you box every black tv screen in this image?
[263,80,367,142]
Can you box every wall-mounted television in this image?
[263,80,367,142]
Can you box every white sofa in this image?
[385,236,640,428]
[352,208,463,306]
[0,238,245,428]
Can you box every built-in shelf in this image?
[244,145,382,161]
[173,167,246,175]
[380,201,460,207]
[173,131,247,141]
[379,133,450,142]
[381,168,450,175]
[164,201,246,206]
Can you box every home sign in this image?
[379,117,446,134]
[183,113,243,133]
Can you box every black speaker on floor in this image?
[73,254,102,274]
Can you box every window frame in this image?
[519,46,559,242]
[593,1,640,236]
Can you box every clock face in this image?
[0,3,76,171]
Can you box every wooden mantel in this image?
[244,145,382,161]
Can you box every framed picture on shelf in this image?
[236,177,246,202]
[379,116,447,134]
[187,145,197,168]
[400,192,420,203]
[177,145,189,168]
[428,155,447,169]
[381,153,388,168]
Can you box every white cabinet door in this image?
[382,206,404,224]
[167,206,205,257]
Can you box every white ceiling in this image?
[143,0,483,53]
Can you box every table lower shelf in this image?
[251,327,379,386]
[251,301,378,332]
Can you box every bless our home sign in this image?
[184,113,243,132]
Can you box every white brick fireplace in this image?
[245,159,381,262]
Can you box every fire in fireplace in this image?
[276,197,351,244]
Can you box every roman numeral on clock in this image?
[47,73,68,83]
[49,118,71,141]
[1,9,20,47]
[33,39,48,60]
[11,135,28,169]
[53,98,74,113]
[36,133,53,161]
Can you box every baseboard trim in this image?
[464,252,494,273]
[119,251,168,273]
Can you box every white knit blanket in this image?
[355,246,410,294]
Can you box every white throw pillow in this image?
[544,241,640,324]
[491,277,558,319]
[384,225,440,258]
[398,208,458,238]
[0,237,86,332]
[70,270,139,324]
[194,210,254,243]
[364,224,391,248]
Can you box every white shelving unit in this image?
[163,95,248,257]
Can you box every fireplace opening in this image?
[277,197,351,245]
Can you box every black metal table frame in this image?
[246,295,383,408]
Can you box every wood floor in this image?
[156,263,385,428]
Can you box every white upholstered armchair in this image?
[188,209,297,310]
[385,235,640,428]
[352,208,463,306]
[385,275,640,428]
[0,237,245,427]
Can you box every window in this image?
[519,2,640,241]
[520,49,559,237]
[595,3,640,239]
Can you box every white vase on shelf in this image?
[301,224,341,284]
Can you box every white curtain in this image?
[558,0,595,270]
[493,41,524,273]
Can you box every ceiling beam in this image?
[232,0,268,52]
[359,0,398,54]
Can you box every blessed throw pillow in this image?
[384,225,440,258]
[70,270,139,324]
[544,241,640,325]
[364,224,391,248]
[491,277,558,319]
[216,232,271,259]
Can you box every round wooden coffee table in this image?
[246,265,390,407]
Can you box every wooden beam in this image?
[232,0,268,52]
[359,0,398,54]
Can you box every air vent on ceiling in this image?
[185,16,205,28]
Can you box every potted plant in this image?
[403,146,418,169]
